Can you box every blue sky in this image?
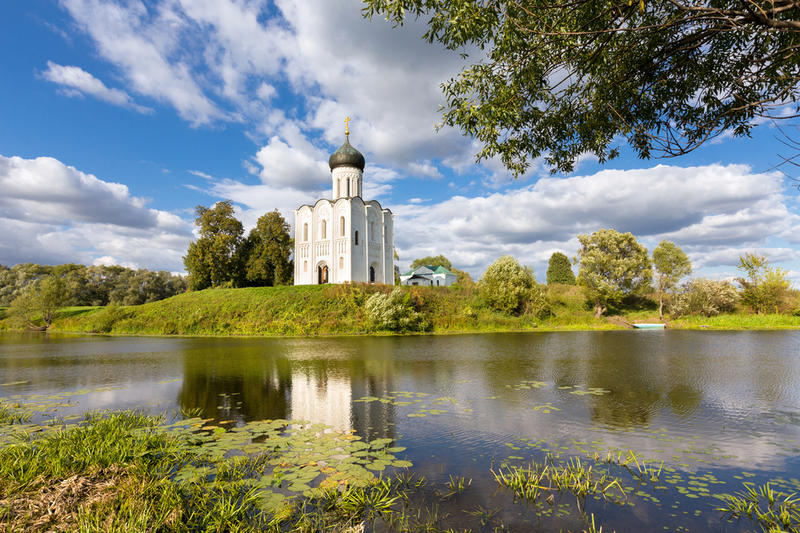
[1,0,799,284]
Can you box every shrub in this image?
[736,252,791,314]
[670,278,739,317]
[547,283,589,316]
[364,288,430,332]
[479,256,535,315]
[524,284,552,319]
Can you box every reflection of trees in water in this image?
[177,346,292,422]
[585,334,702,428]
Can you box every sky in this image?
[1,0,799,284]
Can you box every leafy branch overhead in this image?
[363,0,800,174]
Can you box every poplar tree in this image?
[546,252,576,285]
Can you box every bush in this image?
[670,278,739,317]
[364,288,430,332]
[524,284,552,319]
[479,256,535,315]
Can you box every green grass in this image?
[0,284,796,337]
[670,313,800,329]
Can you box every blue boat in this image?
[633,323,666,329]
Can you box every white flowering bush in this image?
[670,278,738,317]
[364,288,430,332]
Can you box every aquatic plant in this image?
[492,455,627,506]
[441,474,472,499]
[717,482,800,532]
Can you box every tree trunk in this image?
[594,304,606,318]
[659,297,664,320]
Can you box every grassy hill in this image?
[0,283,603,336]
[1,283,797,336]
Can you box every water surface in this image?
[1,330,799,531]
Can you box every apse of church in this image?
[293,119,394,285]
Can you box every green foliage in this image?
[479,255,535,315]
[717,482,800,532]
[576,229,652,317]
[670,278,739,317]
[737,252,792,314]
[363,0,800,175]
[0,263,186,307]
[183,200,244,290]
[9,275,68,328]
[243,209,294,286]
[364,287,430,332]
[652,240,692,319]
[410,254,452,270]
[546,252,575,285]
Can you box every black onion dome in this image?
[328,136,365,171]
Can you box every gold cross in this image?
[344,116,351,136]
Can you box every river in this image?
[1,330,799,531]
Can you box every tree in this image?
[479,255,535,314]
[576,229,652,317]
[9,275,68,328]
[652,240,692,319]
[410,255,453,270]
[364,0,800,175]
[736,252,791,313]
[243,210,294,286]
[183,201,244,290]
[546,252,576,285]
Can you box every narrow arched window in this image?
[339,256,344,269]
[336,179,340,198]
[340,216,345,236]
[303,223,308,241]
[304,261,308,272]
[354,230,359,245]
[347,179,350,197]
[321,219,327,239]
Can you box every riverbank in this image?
[1,284,798,336]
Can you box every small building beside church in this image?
[293,121,394,285]
[400,265,457,287]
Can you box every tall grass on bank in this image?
[671,313,800,329]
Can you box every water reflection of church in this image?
[177,341,395,440]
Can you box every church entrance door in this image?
[318,265,329,284]
[369,266,375,283]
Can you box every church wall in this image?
[333,199,351,283]
[350,198,367,282]
[382,211,394,285]
[294,206,314,285]
[365,204,384,284]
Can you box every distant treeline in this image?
[0,263,187,307]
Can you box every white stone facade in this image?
[293,153,394,285]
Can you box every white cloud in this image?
[57,0,475,182]
[0,154,191,271]
[254,136,329,191]
[59,0,226,125]
[391,164,800,278]
[188,169,214,180]
[41,61,153,113]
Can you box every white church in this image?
[293,120,394,285]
